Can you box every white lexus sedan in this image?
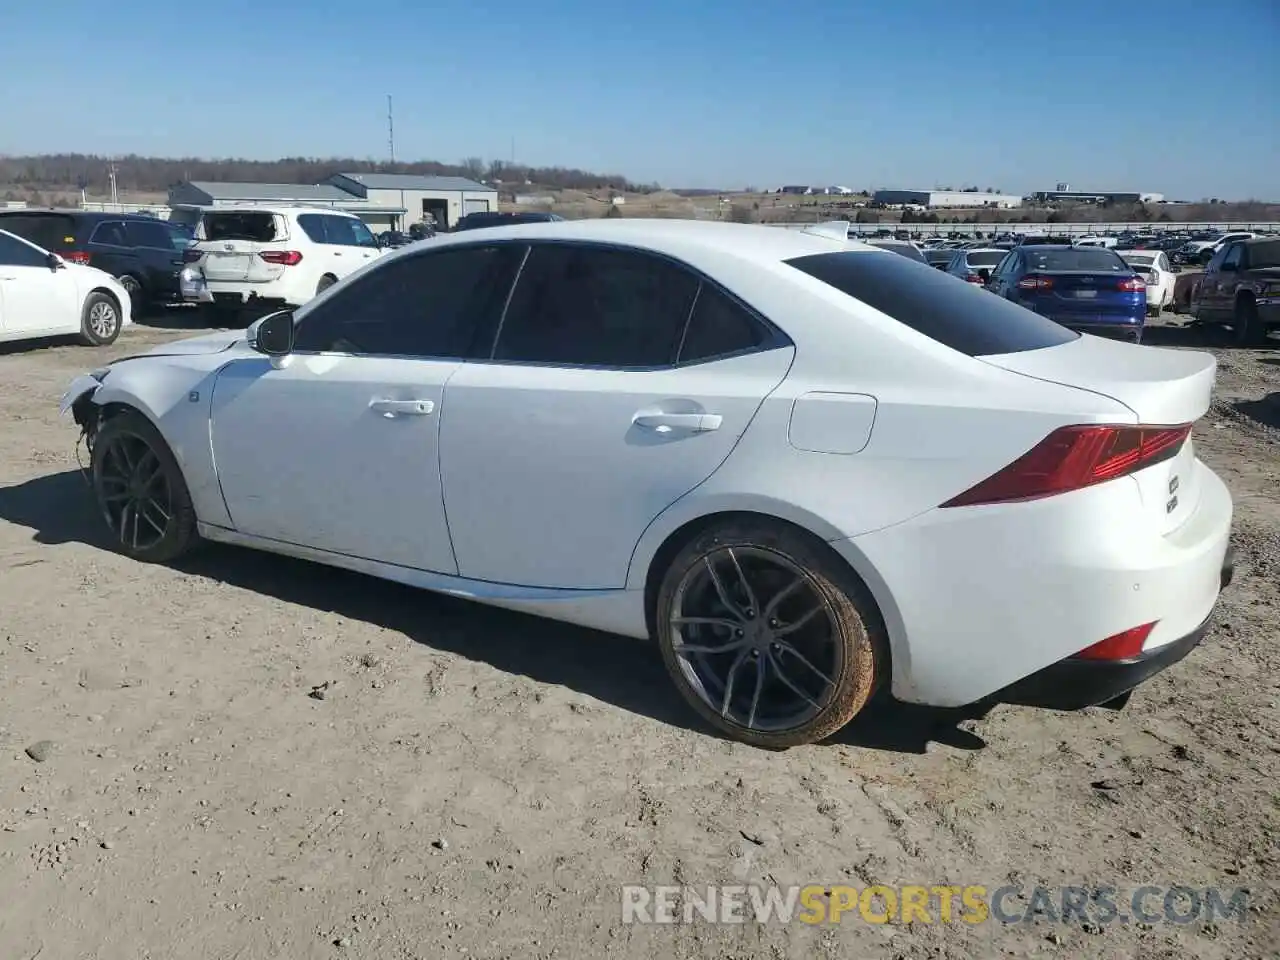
[1,228,130,347]
[60,219,1234,748]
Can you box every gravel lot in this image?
[1,314,1277,960]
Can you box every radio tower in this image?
[387,95,395,164]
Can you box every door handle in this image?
[369,398,435,417]
[631,411,722,433]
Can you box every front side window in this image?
[323,216,378,248]
[493,244,699,367]
[1220,244,1244,271]
[0,231,48,268]
[293,245,516,358]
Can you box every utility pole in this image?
[387,95,395,164]
[107,161,119,208]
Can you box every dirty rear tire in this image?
[1234,297,1265,346]
[655,518,885,749]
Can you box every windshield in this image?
[1025,249,1128,272]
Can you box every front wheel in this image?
[655,519,885,748]
[91,411,199,563]
[79,291,123,346]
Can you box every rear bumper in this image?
[837,458,1234,708]
[994,545,1234,710]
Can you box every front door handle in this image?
[632,411,722,433]
[370,398,435,417]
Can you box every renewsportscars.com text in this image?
[621,884,1249,926]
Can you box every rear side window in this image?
[90,221,128,246]
[204,212,278,243]
[678,283,774,363]
[297,214,327,243]
[1025,249,1127,272]
[786,250,1078,357]
[126,220,176,249]
[0,214,79,250]
[494,244,699,367]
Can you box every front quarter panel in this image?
[88,355,233,528]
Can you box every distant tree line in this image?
[0,153,661,199]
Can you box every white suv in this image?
[180,206,384,319]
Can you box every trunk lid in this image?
[981,335,1215,533]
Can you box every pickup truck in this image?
[1192,237,1280,344]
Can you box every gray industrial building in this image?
[872,189,1023,209]
[167,181,407,231]
[169,173,500,232]
[1029,189,1165,205]
[323,173,498,231]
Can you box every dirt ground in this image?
[0,312,1277,960]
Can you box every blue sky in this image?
[3,0,1276,198]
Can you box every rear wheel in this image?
[1234,296,1265,346]
[79,292,123,346]
[91,411,198,563]
[655,519,884,749]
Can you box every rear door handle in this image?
[632,411,722,433]
[370,398,435,417]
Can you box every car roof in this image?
[411,218,872,267]
[0,208,159,223]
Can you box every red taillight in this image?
[1073,622,1156,661]
[965,273,985,284]
[258,250,303,266]
[1017,275,1053,290]
[940,423,1192,508]
[61,250,92,265]
[1118,276,1146,292]
[182,248,202,263]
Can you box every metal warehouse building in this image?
[324,173,498,232]
[1030,190,1165,205]
[167,181,407,231]
[872,189,1023,209]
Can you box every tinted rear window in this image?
[786,251,1078,357]
[1249,240,1280,268]
[0,214,79,250]
[965,251,1005,266]
[203,212,278,242]
[1025,249,1127,272]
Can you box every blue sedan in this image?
[986,245,1148,343]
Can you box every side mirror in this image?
[47,252,65,271]
[247,310,295,356]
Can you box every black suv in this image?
[452,211,565,231]
[0,210,188,317]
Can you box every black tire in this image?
[117,274,144,319]
[655,518,885,749]
[91,411,199,563]
[78,291,123,346]
[317,274,338,294]
[1234,296,1265,347]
